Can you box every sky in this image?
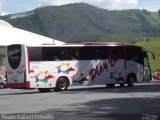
[0,0,160,15]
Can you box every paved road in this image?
[0,80,160,120]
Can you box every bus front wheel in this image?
[55,78,69,91]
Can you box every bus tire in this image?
[38,88,51,93]
[55,78,69,91]
[106,84,115,88]
[0,83,5,89]
[127,75,136,87]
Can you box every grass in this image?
[134,36,160,72]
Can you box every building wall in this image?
[0,66,5,75]
[0,46,6,75]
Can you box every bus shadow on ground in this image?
[38,97,160,120]
[62,82,160,94]
[0,89,41,96]
[0,81,160,96]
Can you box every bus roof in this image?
[16,42,144,48]
[47,42,123,47]
[28,42,123,47]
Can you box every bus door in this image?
[6,44,27,88]
[143,50,155,82]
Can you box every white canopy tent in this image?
[0,20,65,74]
[0,20,65,55]
[0,20,64,46]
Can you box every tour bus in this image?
[5,42,154,92]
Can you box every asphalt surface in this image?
[0,79,160,120]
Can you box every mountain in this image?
[1,3,160,43]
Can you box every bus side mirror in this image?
[146,50,155,60]
[152,53,155,60]
[150,51,155,60]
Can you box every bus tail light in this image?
[24,70,30,88]
[26,81,30,88]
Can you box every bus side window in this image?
[29,47,43,61]
[75,51,79,60]
[51,55,59,61]
[67,47,79,60]
[94,47,104,59]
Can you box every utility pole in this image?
[52,15,57,39]
[159,9,160,19]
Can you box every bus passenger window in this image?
[29,47,43,61]
[52,56,59,61]
[67,47,80,60]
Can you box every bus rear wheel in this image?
[127,75,135,87]
[55,78,69,91]
[38,88,51,93]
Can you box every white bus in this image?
[6,42,154,92]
